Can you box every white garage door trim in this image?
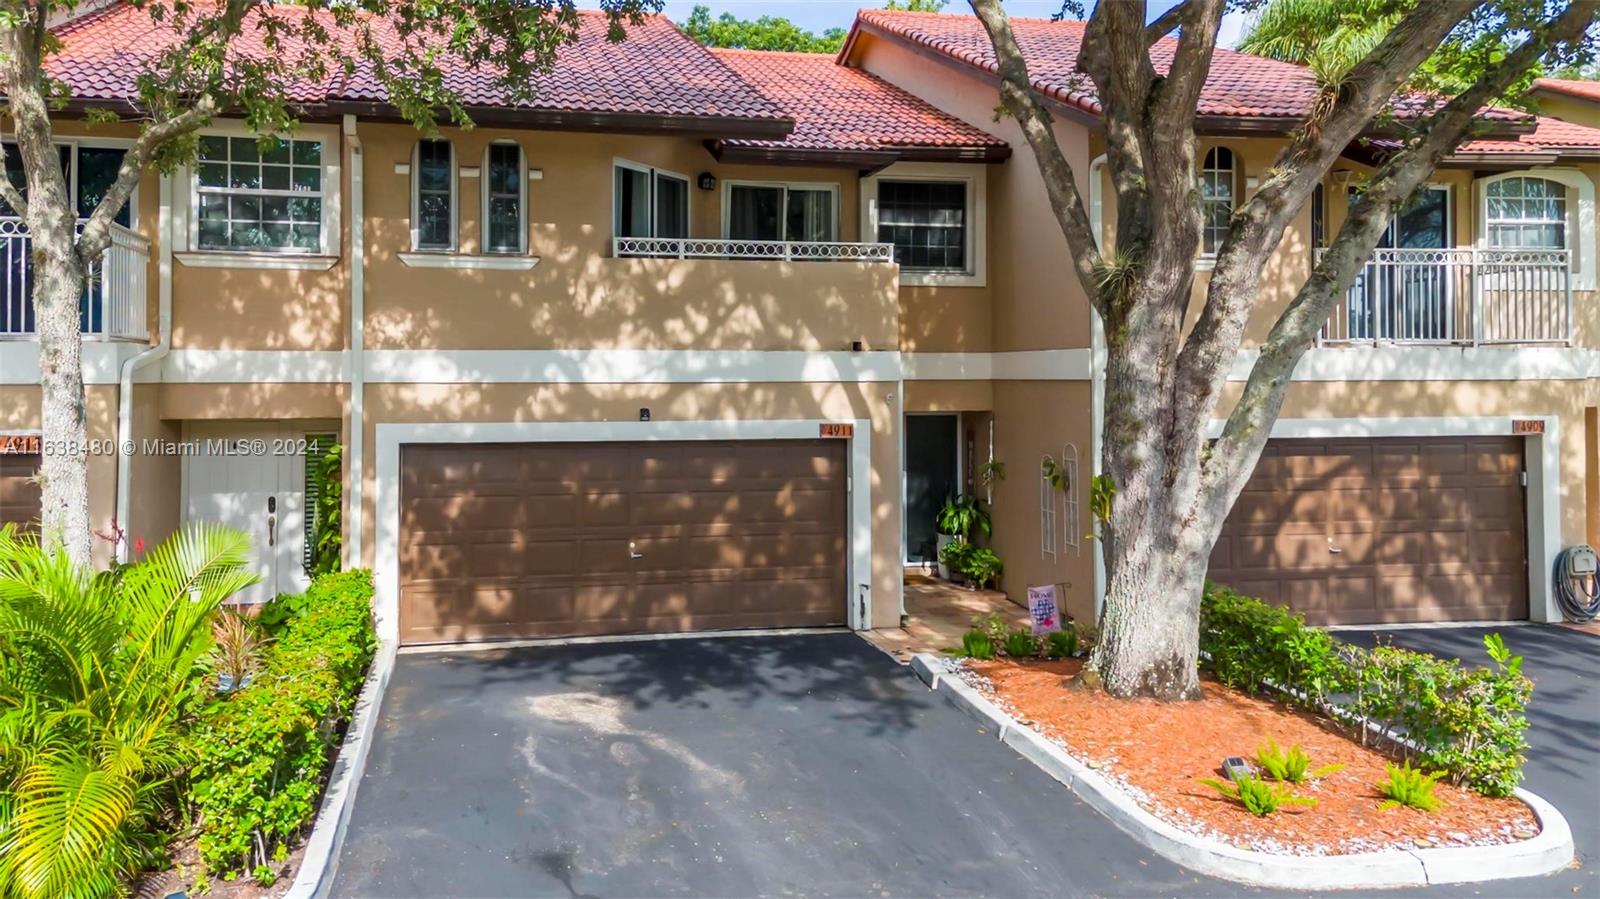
[374,419,876,644]
[1202,415,1561,624]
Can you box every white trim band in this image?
[363,349,903,384]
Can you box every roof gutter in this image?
[707,141,1011,167]
[114,174,173,562]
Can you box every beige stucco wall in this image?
[1535,93,1600,128]
[854,34,1092,355]
[358,380,904,629]
[0,383,120,567]
[985,380,1097,624]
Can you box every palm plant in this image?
[0,523,257,899]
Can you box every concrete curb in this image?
[284,639,399,899]
[910,653,1575,890]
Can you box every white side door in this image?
[183,423,312,604]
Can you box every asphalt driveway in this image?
[329,629,1596,898]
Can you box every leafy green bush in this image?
[938,539,975,577]
[255,588,315,637]
[1200,583,1532,797]
[1378,762,1444,812]
[1255,737,1344,784]
[935,495,991,542]
[960,547,1004,590]
[1199,773,1317,817]
[1002,628,1039,659]
[1043,628,1079,660]
[960,628,995,660]
[185,569,376,878]
[306,440,343,577]
[0,524,257,899]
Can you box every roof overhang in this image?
[844,15,1536,142]
[56,97,797,141]
[707,140,1011,167]
[1531,84,1600,106]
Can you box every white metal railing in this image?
[1317,247,1571,346]
[613,236,895,262]
[0,217,150,341]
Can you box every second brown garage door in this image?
[1208,437,1528,625]
[399,440,849,644]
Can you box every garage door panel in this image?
[399,440,848,644]
[1209,436,1527,625]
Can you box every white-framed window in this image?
[862,161,986,287]
[412,139,455,251]
[1200,146,1236,256]
[194,135,323,252]
[482,141,526,254]
[1477,168,1595,290]
[1486,176,1567,249]
[613,159,689,240]
[723,181,838,242]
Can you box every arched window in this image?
[483,141,526,254]
[1486,176,1567,249]
[1200,147,1235,255]
[411,139,454,251]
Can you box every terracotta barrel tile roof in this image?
[1459,116,1600,155]
[45,4,789,131]
[849,9,1528,127]
[1533,77,1600,103]
[710,48,1008,160]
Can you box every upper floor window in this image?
[1486,176,1566,249]
[876,180,966,271]
[3,143,132,226]
[483,142,525,253]
[412,139,455,251]
[1200,147,1235,255]
[1310,182,1325,249]
[614,161,688,240]
[726,182,837,242]
[196,136,321,252]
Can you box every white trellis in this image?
[1040,454,1057,563]
[1061,443,1081,557]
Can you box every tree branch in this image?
[1144,2,1188,46]
[76,97,218,262]
[0,138,29,220]
[968,0,1104,310]
[1203,0,1599,517]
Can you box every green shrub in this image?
[960,547,1004,590]
[306,440,343,578]
[0,524,258,899]
[1378,762,1444,812]
[972,611,1009,645]
[935,495,991,542]
[186,570,376,878]
[960,628,995,660]
[1002,628,1039,659]
[1043,628,1079,660]
[1200,583,1532,797]
[1255,737,1344,784]
[1199,773,1317,817]
[938,539,975,577]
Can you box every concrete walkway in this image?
[861,572,1030,662]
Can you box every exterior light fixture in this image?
[697,172,717,191]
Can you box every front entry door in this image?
[183,423,311,604]
[904,414,958,563]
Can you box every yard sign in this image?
[1026,585,1061,635]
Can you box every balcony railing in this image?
[614,236,895,262]
[1318,247,1571,346]
[0,217,150,341]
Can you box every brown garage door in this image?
[399,440,849,644]
[1208,437,1527,625]
[1,453,41,533]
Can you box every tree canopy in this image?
[680,1,946,54]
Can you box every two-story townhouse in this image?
[4,6,1598,646]
[842,9,1600,627]
[0,6,1013,645]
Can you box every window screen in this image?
[876,180,966,271]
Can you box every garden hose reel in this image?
[1554,544,1599,623]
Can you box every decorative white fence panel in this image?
[1318,247,1570,346]
[614,236,894,262]
[0,217,150,341]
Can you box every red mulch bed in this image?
[964,658,1539,855]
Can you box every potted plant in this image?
[939,540,977,585]
[935,495,992,579]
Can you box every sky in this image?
[583,2,1250,48]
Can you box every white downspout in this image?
[114,174,173,562]
[342,115,366,568]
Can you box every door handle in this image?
[628,541,644,560]
[1328,539,1342,554]
[268,514,277,547]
